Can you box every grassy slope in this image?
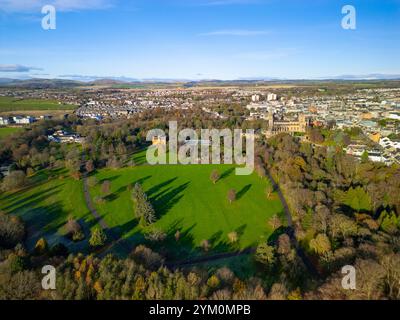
[0,127,24,139]
[0,170,93,252]
[0,97,77,111]
[90,164,284,257]
[0,146,284,269]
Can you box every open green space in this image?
[0,149,284,267]
[0,97,77,111]
[0,127,24,139]
[0,169,93,252]
[90,164,284,259]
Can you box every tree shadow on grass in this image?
[2,185,63,212]
[98,175,121,184]
[103,193,118,202]
[132,151,148,166]
[235,224,247,238]
[108,219,139,240]
[133,175,152,186]
[220,167,235,180]
[237,184,252,200]
[103,176,153,202]
[267,226,289,246]
[146,177,178,198]
[21,201,76,252]
[159,221,198,261]
[209,230,236,254]
[152,182,190,218]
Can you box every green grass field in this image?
[0,150,284,265]
[0,97,77,111]
[0,127,24,139]
[0,169,94,252]
[90,164,284,259]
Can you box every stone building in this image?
[266,113,310,137]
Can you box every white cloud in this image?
[0,0,114,12]
[0,64,42,72]
[199,29,271,36]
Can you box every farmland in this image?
[0,97,77,112]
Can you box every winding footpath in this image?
[82,175,109,230]
[82,167,131,256]
[81,159,319,278]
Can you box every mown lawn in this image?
[0,152,285,267]
[89,164,284,259]
[0,97,77,111]
[0,169,94,252]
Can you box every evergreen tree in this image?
[89,228,107,248]
[132,183,156,226]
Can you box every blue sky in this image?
[1,0,400,80]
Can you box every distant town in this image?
[1,84,399,165]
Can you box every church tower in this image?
[268,112,274,131]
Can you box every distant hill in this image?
[89,79,130,86]
[2,78,85,89]
[2,76,400,89]
[0,78,19,85]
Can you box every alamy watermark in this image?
[341,265,356,290]
[342,5,356,30]
[146,121,255,176]
[40,4,356,31]
[41,265,56,290]
[41,5,56,30]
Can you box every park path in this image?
[81,154,132,256]
[80,154,319,277]
[82,167,255,266]
[82,174,109,230]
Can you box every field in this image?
[0,169,94,253]
[89,164,284,259]
[0,127,24,139]
[0,97,77,112]
[0,157,284,264]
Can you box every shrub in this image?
[70,171,82,181]
[101,180,111,195]
[144,228,166,242]
[0,212,26,248]
[201,239,210,252]
[227,231,238,244]
[65,217,82,236]
[34,238,49,255]
[210,170,220,184]
[72,230,85,242]
[207,275,220,289]
[87,176,98,187]
[227,189,236,204]
[1,171,26,192]
[132,245,164,270]
[6,253,27,274]
[94,196,106,205]
[89,228,107,248]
